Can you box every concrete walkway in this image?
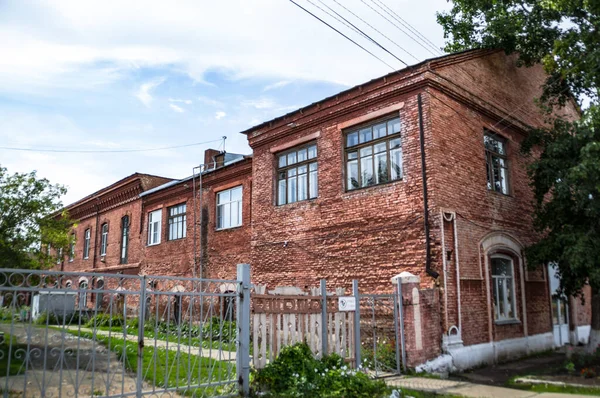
[65,326,237,361]
[386,376,593,397]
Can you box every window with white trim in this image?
[120,216,129,264]
[100,223,108,256]
[56,248,63,264]
[68,235,75,262]
[83,229,91,259]
[345,116,402,190]
[491,254,517,321]
[148,209,162,245]
[216,186,242,230]
[277,143,318,205]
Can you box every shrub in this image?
[85,314,124,328]
[35,311,85,326]
[362,339,398,371]
[252,342,388,398]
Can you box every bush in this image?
[362,339,398,371]
[252,342,388,398]
[35,311,85,326]
[85,314,125,328]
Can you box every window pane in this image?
[310,169,318,199]
[499,165,509,194]
[373,122,386,139]
[297,148,307,162]
[298,173,307,201]
[307,145,317,159]
[390,137,401,149]
[231,186,242,202]
[347,132,359,147]
[279,155,287,168]
[506,281,514,318]
[288,175,297,203]
[309,162,317,172]
[360,154,374,187]
[484,134,505,155]
[347,160,358,190]
[237,201,242,226]
[492,258,512,276]
[360,146,372,157]
[278,179,286,205]
[217,205,223,228]
[223,203,231,228]
[347,151,357,160]
[375,152,388,184]
[359,127,372,143]
[388,118,401,135]
[497,278,506,318]
[374,142,386,154]
[298,165,307,174]
[390,147,403,180]
[287,152,297,165]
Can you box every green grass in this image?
[70,329,237,396]
[0,333,26,377]
[386,387,462,397]
[507,376,600,396]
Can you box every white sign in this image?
[338,296,356,312]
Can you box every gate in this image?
[0,268,241,397]
[359,293,403,377]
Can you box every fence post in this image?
[237,264,251,397]
[136,275,147,398]
[320,279,328,357]
[395,276,407,373]
[352,280,361,369]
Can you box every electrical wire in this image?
[287,0,398,70]
[330,0,419,62]
[0,138,223,154]
[311,0,409,66]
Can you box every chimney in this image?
[203,149,221,170]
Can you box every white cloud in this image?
[0,0,450,95]
[135,77,165,107]
[197,96,224,107]
[215,111,227,120]
[169,98,192,105]
[241,97,276,110]
[169,104,185,113]
[263,80,292,92]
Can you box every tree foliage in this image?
[0,165,73,269]
[437,1,600,300]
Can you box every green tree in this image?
[0,165,74,269]
[437,0,600,348]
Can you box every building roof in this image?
[239,48,497,137]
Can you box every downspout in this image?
[418,93,439,279]
[92,200,100,270]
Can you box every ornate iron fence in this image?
[0,268,241,398]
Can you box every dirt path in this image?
[0,324,176,398]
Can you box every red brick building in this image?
[57,49,590,370]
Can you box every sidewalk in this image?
[386,376,593,397]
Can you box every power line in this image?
[373,0,443,55]
[287,0,398,71]
[360,0,439,57]
[0,138,223,154]
[310,0,410,66]
[330,0,419,62]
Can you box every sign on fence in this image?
[338,296,356,311]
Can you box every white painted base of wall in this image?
[570,325,591,345]
[419,332,555,373]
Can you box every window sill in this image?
[276,197,318,208]
[487,188,513,198]
[147,242,161,247]
[495,319,521,326]
[216,225,242,232]
[167,237,187,242]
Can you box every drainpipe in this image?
[92,200,100,270]
[418,93,439,279]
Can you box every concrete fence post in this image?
[352,279,361,369]
[320,279,328,357]
[237,264,251,397]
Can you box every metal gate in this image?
[0,268,241,397]
[359,293,403,377]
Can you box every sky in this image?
[0,0,451,205]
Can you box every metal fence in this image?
[0,268,244,398]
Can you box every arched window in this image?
[100,223,109,256]
[120,216,129,264]
[79,279,88,309]
[490,254,517,321]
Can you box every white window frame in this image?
[216,186,243,230]
[148,209,162,246]
[100,223,108,256]
[83,229,91,259]
[491,253,518,322]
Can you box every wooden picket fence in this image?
[251,285,355,368]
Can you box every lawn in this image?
[72,329,237,396]
[0,333,25,377]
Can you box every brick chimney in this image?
[203,149,221,170]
